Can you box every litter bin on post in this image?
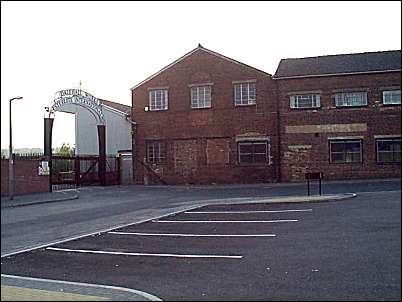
[305,172,324,196]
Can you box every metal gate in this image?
[52,155,119,190]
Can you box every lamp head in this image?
[10,96,23,101]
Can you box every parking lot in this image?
[1,192,401,301]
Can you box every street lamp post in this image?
[9,96,23,200]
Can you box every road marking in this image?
[153,219,298,223]
[46,247,243,259]
[1,274,163,301]
[184,209,313,214]
[108,231,276,237]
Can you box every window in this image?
[335,92,367,107]
[234,82,256,106]
[376,138,401,163]
[329,139,362,163]
[146,141,166,164]
[238,141,268,164]
[290,94,320,109]
[191,86,211,109]
[382,90,401,105]
[149,89,168,111]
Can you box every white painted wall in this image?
[56,103,131,156]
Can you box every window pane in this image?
[149,90,168,110]
[378,152,394,163]
[147,142,166,163]
[192,86,211,108]
[253,154,267,163]
[394,141,401,152]
[395,151,401,162]
[291,94,320,108]
[253,143,267,154]
[346,142,361,152]
[234,85,241,103]
[383,90,401,104]
[378,140,393,152]
[377,139,401,163]
[239,141,269,164]
[239,143,253,153]
[335,92,367,107]
[349,152,362,163]
[331,153,345,163]
[330,142,345,153]
[240,154,253,163]
[330,140,362,163]
[249,83,256,100]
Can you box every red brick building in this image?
[273,50,401,181]
[131,46,401,184]
[131,45,279,184]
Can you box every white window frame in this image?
[329,139,363,164]
[290,94,321,109]
[146,141,166,164]
[149,89,168,111]
[191,86,212,109]
[376,138,401,163]
[335,91,368,107]
[382,90,401,105]
[234,82,256,106]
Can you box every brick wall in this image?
[276,71,401,182]
[1,159,50,196]
[132,48,279,184]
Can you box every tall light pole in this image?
[9,96,23,200]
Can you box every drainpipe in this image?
[274,78,282,183]
[126,114,137,184]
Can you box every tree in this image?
[54,143,75,156]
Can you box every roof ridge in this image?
[100,99,130,108]
[280,49,401,61]
[130,44,271,90]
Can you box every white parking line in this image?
[153,219,298,223]
[184,209,313,214]
[108,231,276,237]
[46,247,243,259]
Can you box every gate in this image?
[52,155,119,190]
[119,152,134,185]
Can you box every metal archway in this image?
[44,89,107,188]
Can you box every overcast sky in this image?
[1,1,401,150]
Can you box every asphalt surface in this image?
[1,188,400,301]
[1,178,400,256]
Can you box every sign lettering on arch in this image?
[51,89,105,124]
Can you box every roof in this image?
[130,44,271,90]
[100,99,131,114]
[273,50,401,79]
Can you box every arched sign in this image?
[45,88,107,188]
[50,89,105,125]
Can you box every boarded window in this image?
[206,139,230,165]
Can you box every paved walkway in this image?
[1,275,162,301]
[1,190,79,208]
